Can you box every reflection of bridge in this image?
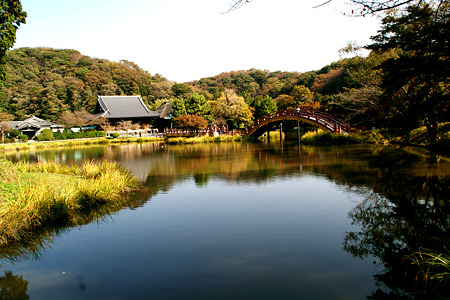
[245,109,350,138]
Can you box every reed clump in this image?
[164,135,242,144]
[0,159,139,246]
[0,159,18,183]
[301,131,361,145]
[409,248,450,283]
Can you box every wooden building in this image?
[3,116,64,140]
[94,96,172,131]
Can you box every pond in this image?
[1,142,449,299]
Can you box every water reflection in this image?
[344,153,450,299]
[1,142,449,298]
[0,188,153,263]
[0,271,29,299]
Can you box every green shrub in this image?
[53,130,106,140]
[18,134,28,142]
[37,129,54,141]
[357,130,389,144]
[110,132,120,138]
[7,129,20,138]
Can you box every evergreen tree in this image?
[254,95,277,119]
[185,93,212,122]
[0,0,26,83]
[368,3,450,142]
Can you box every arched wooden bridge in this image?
[245,109,350,137]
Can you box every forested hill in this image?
[1,47,173,121]
[189,66,350,100]
[1,47,374,125]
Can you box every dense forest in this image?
[0,46,388,128]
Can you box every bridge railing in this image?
[245,109,350,134]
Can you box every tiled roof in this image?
[97,96,160,119]
[155,101,172,118]
[3,116,62,130]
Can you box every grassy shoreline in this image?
[0,136,164,152]
[0,135,246,152]
[0,159,140,246]
[1,124,448,153]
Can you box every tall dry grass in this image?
[0,160,139,246]
[164,135,242,144]
[0,136,163,152]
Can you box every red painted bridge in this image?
[245,109,350,137]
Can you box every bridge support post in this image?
[297,120,300,143]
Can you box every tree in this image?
[367,3,450,143]
[117,120,133,136]
[290,85,321,110]
[254,95,277,119]
[174,114,208,133]
[334,51,395,126]
[0,0,26,83]
[274,94,295,110]
[0,111,13,142]
[185,93,212,122]
[58,111,79,128]
[58,109,105,129]
[170,98,187,118]
[172,83,192,98]
[211,89,253,128]
[146,81,174,103]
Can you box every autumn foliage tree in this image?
[274,94,295,110]
[174,114,209,133]
[58,109,106,130]
[211,89,253,129]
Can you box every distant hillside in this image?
[1,47,366,125]
[1,47,173,121]
[189,64,353,100]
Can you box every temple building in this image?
[94,95,172,131]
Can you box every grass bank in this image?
[297,125,450,153]
[0,159,139,246]
[300,131,361,145]
[0,136,164,152]
[164,134,244,144]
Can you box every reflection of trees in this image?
[0,271,29,299]
[344,154,450,299]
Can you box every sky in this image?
[13,0,381,83]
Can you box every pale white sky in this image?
[13,0,381,82]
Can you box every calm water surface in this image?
[1,142,449,299]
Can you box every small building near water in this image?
[94,95,172,131]
[3,115,64,140]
